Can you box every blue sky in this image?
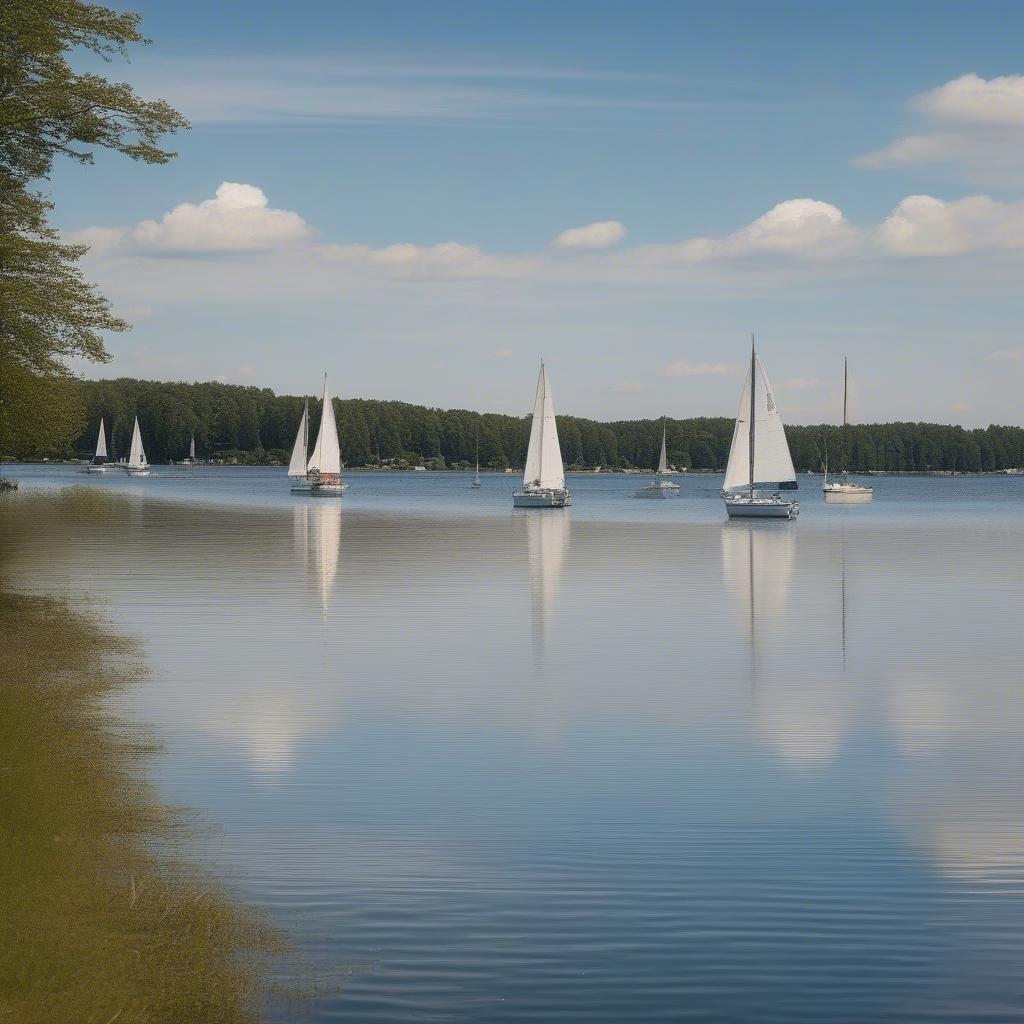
[55,1,1024,424]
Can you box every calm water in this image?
[5,465,1024,1022]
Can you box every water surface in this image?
[4,466,1024,1022]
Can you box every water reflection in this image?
[294,503,343,619]
[526,510,571,674]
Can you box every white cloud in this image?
[875,194,1024,256]
[609,380,643,392]
[856,73,1024,181]
[75,182,312,254]
[623,199,858,270]
[319,240,533,280]
[913,72,1024,126]
[983,348,1024,363]
[783,377,819,390]
[553,220,626,250]
[659,361,732,377]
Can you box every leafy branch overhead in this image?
[0,1,187,459]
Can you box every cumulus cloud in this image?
[983,348,1024,363]
[875,194,1024,256]
[553,220,626,250]
[623,199,859,270]
[319,240,533,280]
[856,73,1024,181]
[76,182,312,254]
[660,361,732,377]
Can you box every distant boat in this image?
[722,336,798,518]
[86,418,108,473]
[178,433,198,467]
[305,374,346,496]
[513,362,572,508]
[472,431,482,488]
[125,416,150,476]
[635,418,680,498]
[288,399,312,493]
[824,358,873,504]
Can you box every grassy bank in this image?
[0,583,287,1022]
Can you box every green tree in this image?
[0,1,187,458]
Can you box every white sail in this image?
[288,400,309,477]
[657,422,669,474]
[522,362,565,491]
[126,417,147,469]
[189,434,196,461]
[94,419,107,460]
[723,353,796,492]
[307,375,341,476]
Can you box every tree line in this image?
[57,377,1024,473]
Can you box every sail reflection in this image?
[294,503,342,618]
[721,522,847,764]
[526,511,571,673]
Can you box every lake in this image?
[4,465,1024,1022]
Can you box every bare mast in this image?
[748,333,756,499]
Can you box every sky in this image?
[52,0,1024,425]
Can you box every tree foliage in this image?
[55,376,1024,474]
[0,1,187,458]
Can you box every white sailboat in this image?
[823,358,873,504]
[288,399,312,493]
[86,418,108,473]
[634,418,681,498]
[178,433,198,467]
[722,336,799,518]
[472,431,482,488]
[125,416,150,476]
[513,362,572,508]
[305,374,346,496]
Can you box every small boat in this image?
[125,416,150,476]
[513,361,572,508]
[305,374,346,496]
[288,399,313,493]
[722,336,798,519]
[635,418,680,498]
[823,358,873,504]
[178,433,198,467]
[86,418,108,473]
[472,432,482,488]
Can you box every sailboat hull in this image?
[513,489,572,508]
[86,465,107,474]
[126,468,150,477]
[724,495,798,518]
[823,484,873,503]
[635,481,679,498]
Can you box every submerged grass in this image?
[0,582,288,1022]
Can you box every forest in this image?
[45,377,1024,474]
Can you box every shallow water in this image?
[5,465,1024,1022]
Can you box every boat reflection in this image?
[526,511,571,674]
[294,502,342,619]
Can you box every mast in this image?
[748,334,756,499]
[842,356,848,475]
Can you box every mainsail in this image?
[522,362,565,491]
[288,400,309,477]
[307,375,341,476]
[126,417,147,469]
[94,419,107,462]
[657,421,669,474]
[723,350,797,492]
[189,434,196,461]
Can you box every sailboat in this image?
[513,362,572,508]
[125,416,150,476]
[86,418,108,473]
[823,358,873,503]
[722,336,799,518]
[634,418,681,498]
[304,374,346,496]
[288,399,312,493]
[178,433,198,467]
[472,431,482,488]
